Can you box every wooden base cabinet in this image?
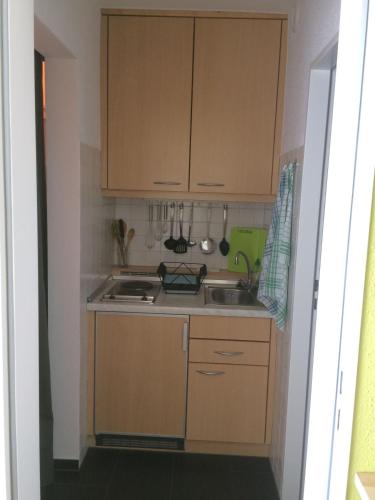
[187,363,268,444]
[88,312,276,455]
[186,315,273,446]
[94,313,188,437]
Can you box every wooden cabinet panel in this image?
[190,19,282,194]
[189,339,269,366]
[187,363,268,443]
[106,16,193,191]
[95,314,187,436]
[190,316,271,342]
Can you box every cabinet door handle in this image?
[153,181,182,186]
[196,370,225,376]
[213,351,244,357]
[182,323,189,352]
[196,182,225,187]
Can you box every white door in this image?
[328,0,375,497]
[310,67,336,341]
[302,0,372,497]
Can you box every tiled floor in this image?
[42,448,279,500]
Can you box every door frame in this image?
[328,0,375,496]
[280,41,337,500]
[1,0,40,499]
[302,0,371,498]
[0,2,12,496]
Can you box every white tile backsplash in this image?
[81,143,115,288]
[113,199,274,270]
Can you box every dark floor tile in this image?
[171,453,233,500]
[227,455,270,472]
[227,457,279,500]
[106,450,174,500]
[45,449,278,500]
[43,483,107,500]
[228,474,279,500]
[54,448,118,486]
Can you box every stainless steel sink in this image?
[205,286,262,307]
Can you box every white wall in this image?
[80,144,114,457]
[282,0,341,154]
[35,0,341,471]
[100,0,292,12]
[35,0,102,148]
[33,0,293,462]
[44,59,81,460]
[35,0,115,461]
[270,0,342,497]
[35,0,295,148]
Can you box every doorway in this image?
[35,50,54,492]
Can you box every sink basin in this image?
[205,286,263,307]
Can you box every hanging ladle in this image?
[200,204,217,255]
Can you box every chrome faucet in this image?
[234,251,253,290]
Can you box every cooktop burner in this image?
[102,280,160,304]
[114,281,154,293]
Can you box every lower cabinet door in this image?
[186,363,268,444]
[95,313,187,437]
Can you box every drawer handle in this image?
[213,351,244,357]
[153,181,182,186]
[196,370,225,376]
[197,182,225,187]
[182,323,189,352]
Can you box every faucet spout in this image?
[234,251,253,290]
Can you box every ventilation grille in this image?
[96,434,184,451]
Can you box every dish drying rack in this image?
[157,262,207,295]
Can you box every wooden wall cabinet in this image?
[94,313,188,437]
[103,16,193,192]
[190,19,282,195]
[101,10,287,201]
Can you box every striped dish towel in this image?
[257,163,295,331]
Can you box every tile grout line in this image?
[168,454,176,500]
[103,451,120,500]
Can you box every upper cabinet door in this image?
[190,19,282,195]
[107,16,194,191]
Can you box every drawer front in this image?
[187,363,268,444]
[189,339,269,366]
[190,316,271,342]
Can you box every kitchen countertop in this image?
[87,266,271,319]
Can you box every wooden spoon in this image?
[122,228,135,267]
[126,228,135,250]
